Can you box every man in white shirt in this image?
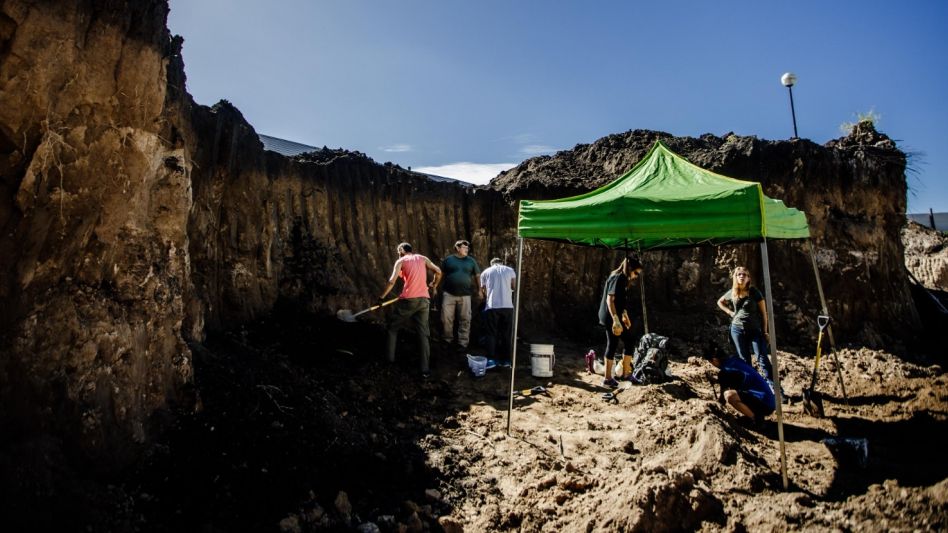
[479,258,517,365]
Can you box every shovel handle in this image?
[817,315,831,331]
[353,297,399,318]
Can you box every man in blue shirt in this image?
[703,344,776,425]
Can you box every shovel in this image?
[336,298,398,323]
[602,385,627,404]
[513,385,549,398]
[803,315,830,417]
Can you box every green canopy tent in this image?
[518,141,810,248]
[506,140,845,490]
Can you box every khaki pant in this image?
[441,292,472,347]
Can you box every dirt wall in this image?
[0,0,919,465]
[180,101,514,334]
[0,0,192,464]
[491,127,917,351]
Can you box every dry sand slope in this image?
[423,341,947,531]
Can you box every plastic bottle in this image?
[585,349,596,373]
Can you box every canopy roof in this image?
[518,141,810,250]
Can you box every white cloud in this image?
[520,144,556,156]
[380,143,413,153]
[493,133,537,144]
[414,162,518,185]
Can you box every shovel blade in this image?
[803,388,825,417]
[336,309,356,322]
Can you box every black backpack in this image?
[632,333,671,384]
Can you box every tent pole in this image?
[761,239,789,490]
[506,236,525,435]
[637,242,649,334]
[806,240,849,403]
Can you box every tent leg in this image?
[761,239,789,490]
[507,236,525,436]
[807,240,849,403]
[639,250,649,335]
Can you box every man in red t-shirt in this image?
[380,242,442,377]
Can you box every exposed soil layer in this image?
[4,307,945,531]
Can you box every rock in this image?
[303,504,325,523]
[537,475,557,489]
[335,491,352,517]
[437,515,464,533]
[424,488,442,502]
[278,514,301,533]
[406,511,424,532]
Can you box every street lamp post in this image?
[781,72,798,139]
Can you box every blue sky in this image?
[167,1,948,213]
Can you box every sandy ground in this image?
[416,337,947,532]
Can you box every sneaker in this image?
[739,415,764,430]
[601,377,619,389]
[421,371,431,380]
[738,416,756,429]
[767,380,788,401]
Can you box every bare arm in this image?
[380,258,403,299]
[717,296,734,317]
[426,258,442,294]
[607,295,624,335]
[757,299,769,335]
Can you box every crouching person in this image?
[703,344,775,426]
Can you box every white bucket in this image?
[529,344,555,378]
[467,354,487,377]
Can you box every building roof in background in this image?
[258,134,319,157]
[258,133,472,187]
[907,212,948,231]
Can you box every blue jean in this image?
[730,324,774,384]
